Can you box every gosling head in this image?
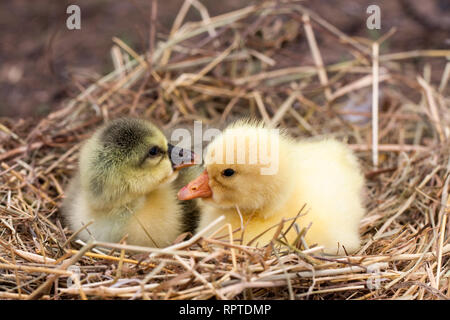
[178,121,293,213]
[80,118,196,207]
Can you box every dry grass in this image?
[0,0,449,300]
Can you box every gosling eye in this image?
[148,146,162,158]
[222,168,235,177]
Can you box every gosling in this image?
[62,118,201,248]
[178,120,366,254]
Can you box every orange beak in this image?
[177,170,213,200]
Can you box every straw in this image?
[0,0,449,300]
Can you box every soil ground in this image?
[0,0,448,118]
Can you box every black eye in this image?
[222,168,235,177]
[148,146,161,157]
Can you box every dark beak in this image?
[168,143,197,170]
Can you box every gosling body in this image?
[179,121,365,254]
[62,118,199,247]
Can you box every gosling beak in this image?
[168,143,197,170]
[177,170,212,200]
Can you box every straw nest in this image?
[1,0,449,300]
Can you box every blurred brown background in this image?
[0,0,448,118]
